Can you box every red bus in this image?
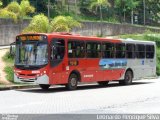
[11,32,156,90]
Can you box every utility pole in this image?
[48,0,50,20]
[75,0,77,16]
[100,5,103,36]
[68,0,70,13]
[143,0,146,25]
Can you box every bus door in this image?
[50,38,66,84]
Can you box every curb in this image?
[0,85,39,91]
[0,46,10,50]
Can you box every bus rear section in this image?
[13,33,156,90]
[123,40,156,80]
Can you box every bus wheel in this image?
[66,73,78,90]
[39,84,50,90]
[119,71,133,85]
[98,81,109,86]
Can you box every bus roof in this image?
[119,38,155,44]
[17,32,156,45]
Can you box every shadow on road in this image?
[16,81,154,94]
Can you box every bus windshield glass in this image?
[15,35,48,67]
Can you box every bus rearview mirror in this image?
[10,42,16,56]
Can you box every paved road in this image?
[0,78,160,114]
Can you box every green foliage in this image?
[2,51,14,82]
[23,14,49,33]
[0,1,2,7]
[0,9,17,22]
[79,0,112,22]
[90,0,110,20]
[1,0,10,7]
[7,1,20,14]
[23,15,81,33]
[0,0,35,22]
[4,66,14,82]
[115,0,139,23]
[145,0,160,23]
[90,0,110,9]
[79,0,91,15]
[50,16,81,32]
[104,17,120,23]
[115,0,139,10]
[1,0,160,25]
[19,0,35,18]
[2,51,14,64]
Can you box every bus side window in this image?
[115,43,126,58]
[86,41,101,58]
[51,39,65,67]
[68,40,85,58]
[136,44,145,59]
[126,44,135,58]
[146,45,154,59]
[102,42,114,58]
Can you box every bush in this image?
[0,0,35,22]
[2,51,14,63]
[23,15,81,33]
[50,16,81,32]
[4,66,14,82]
[2,51,14,82]
[23,14,49,33]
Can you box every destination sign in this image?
[18,35,43,41]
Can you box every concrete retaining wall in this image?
[0,18,160,45]
[72,21,160,36]
[0,19,30,46]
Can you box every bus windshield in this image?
[15,41,48,67]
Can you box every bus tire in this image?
[66,73,78,90]
[98,81,109,86]
[119,70,133,85]
[39,84,50,90]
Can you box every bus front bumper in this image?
[14,74,49,85]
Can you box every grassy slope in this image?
[2,51,14,82]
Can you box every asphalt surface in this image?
[0,78,160,114]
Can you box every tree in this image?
[36,0,58,18]
[115,0,139,24]
[0,1,2,7]
[19,0,35,19]
[79,0,93,16]
[90,0,110,36]
[145,0,160,24]
[0,2,18,22]
[1,0,10,7]
[125,0,139,24]
[0,0,35,22]
[23,14,49,33]
[23,15,81,33]
[90,0,110,21]
[50,16,81,32]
